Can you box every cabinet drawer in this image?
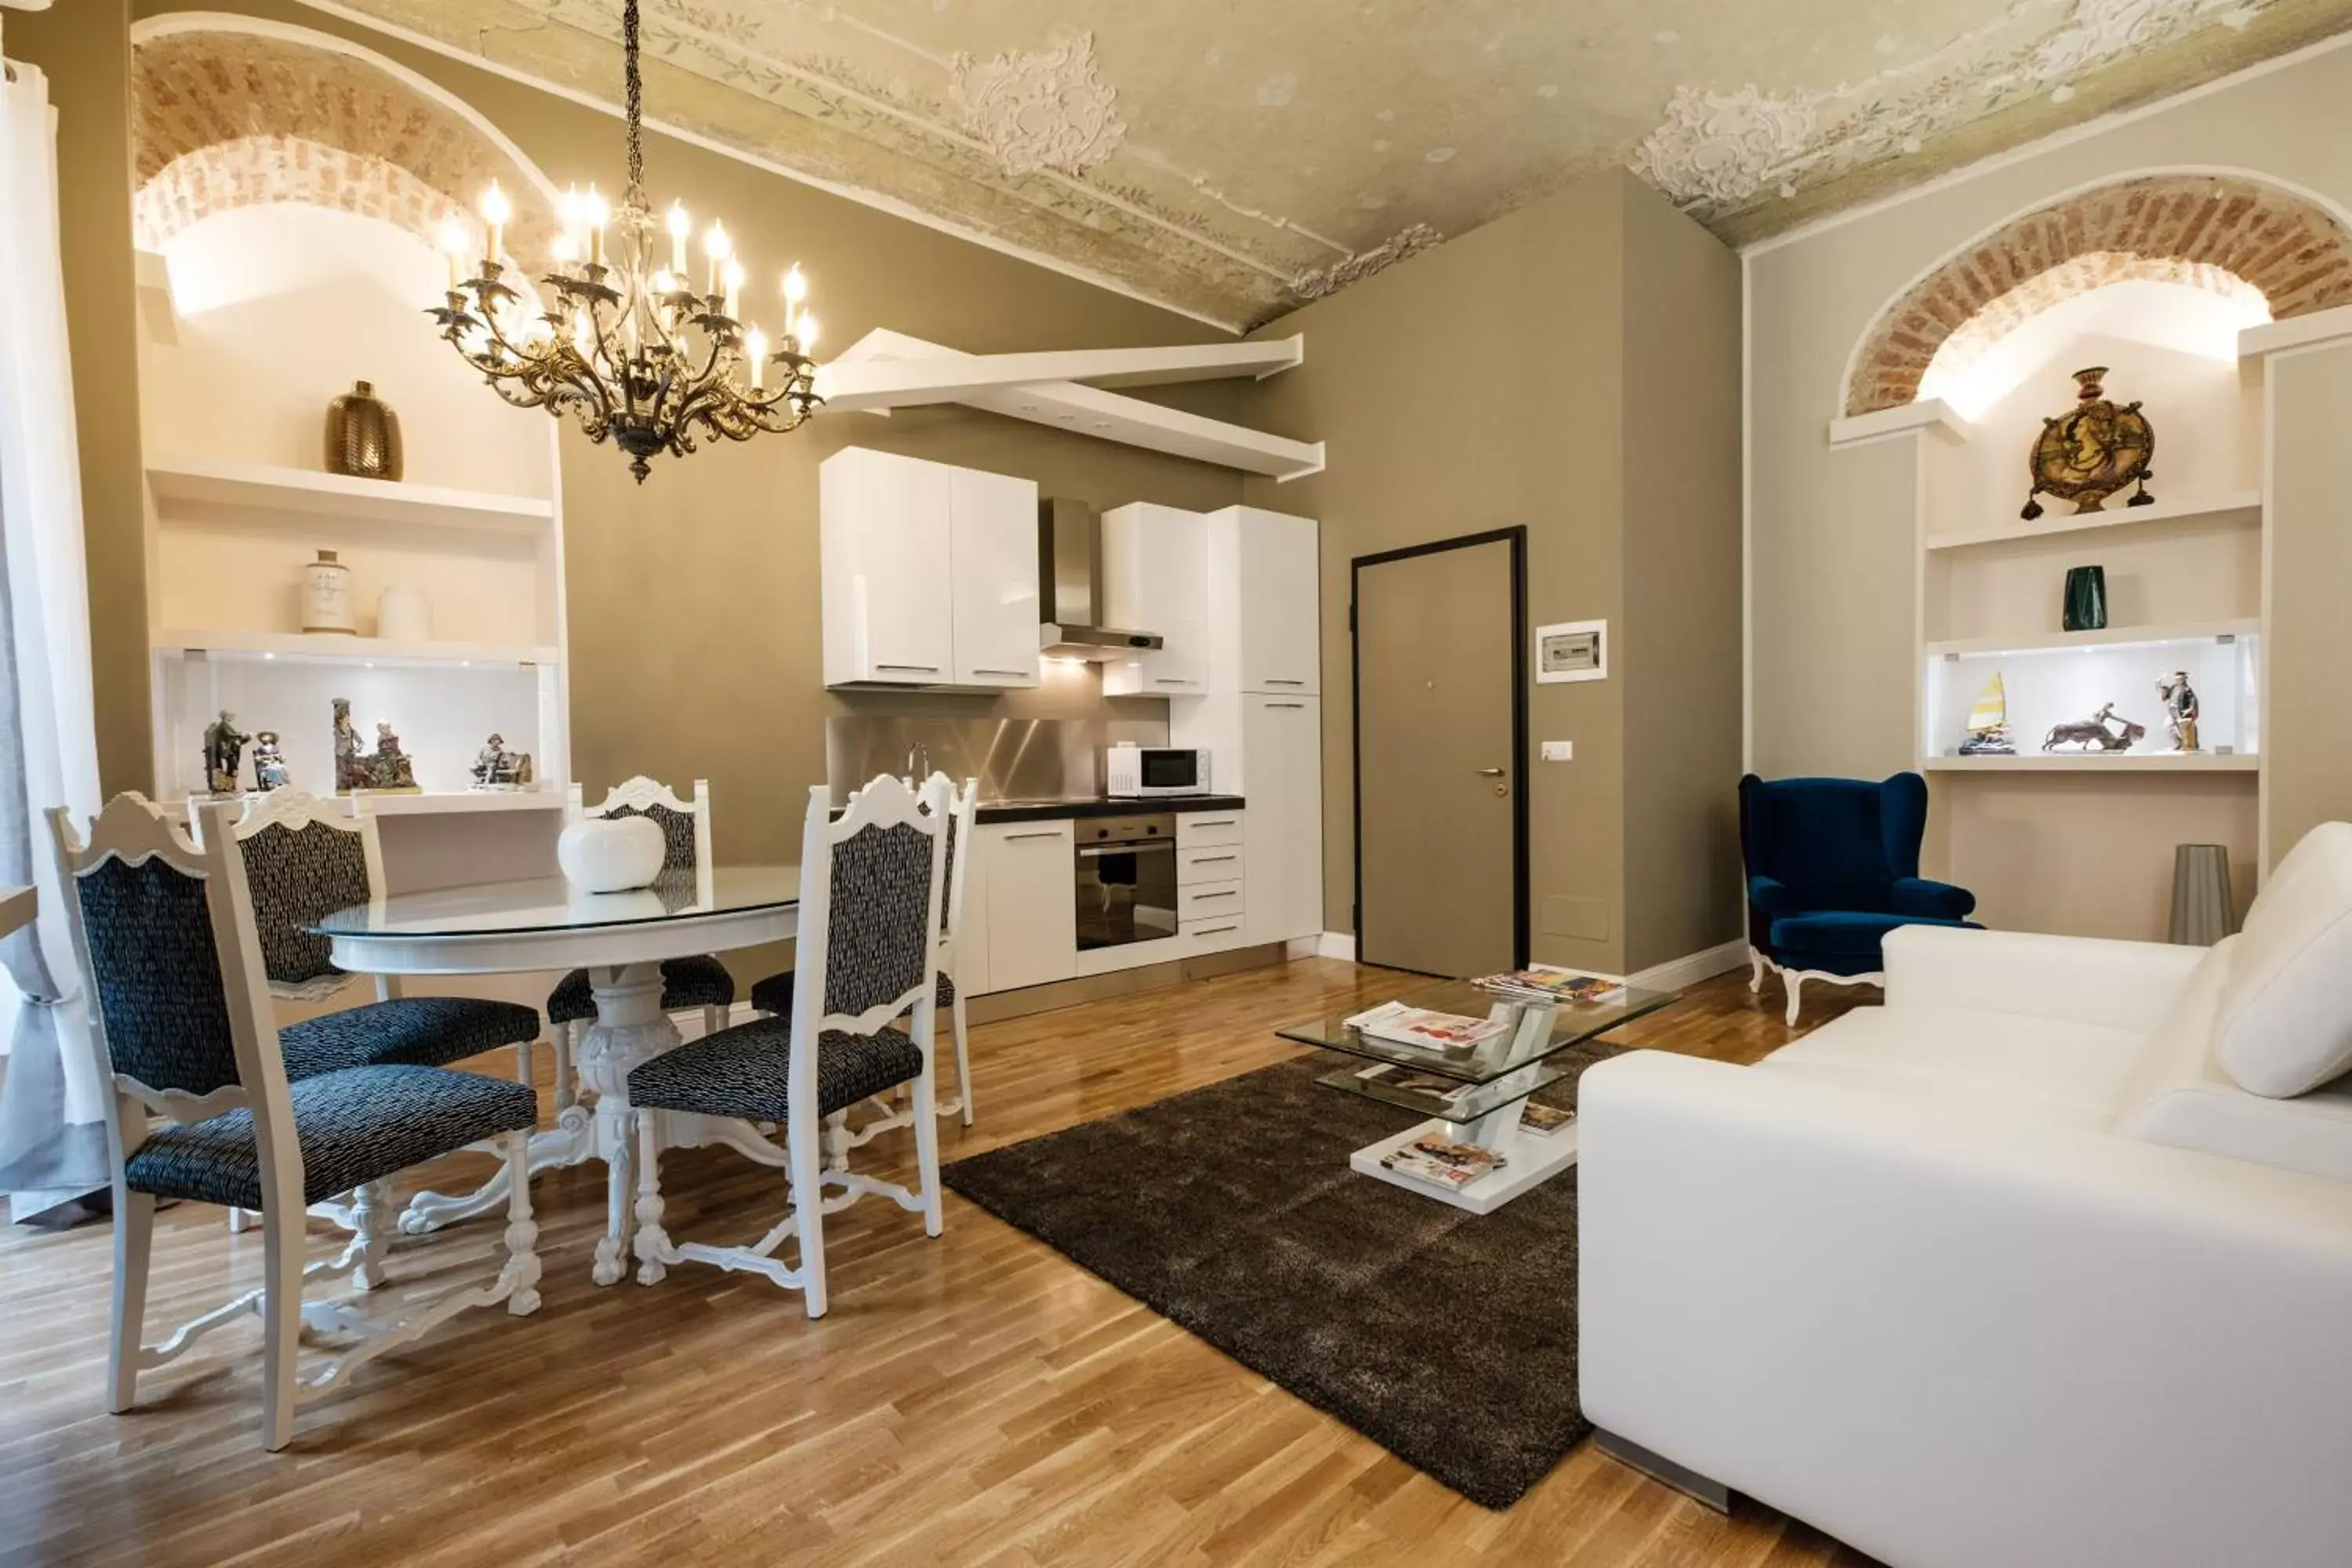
[1177,811,1245,848]
[1182,914,1249,953]
[1178,843,1244,884]
[1177,880,1245,923]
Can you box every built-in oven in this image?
[1074,812,1179,951]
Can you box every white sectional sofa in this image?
[1577,823,2352,1568]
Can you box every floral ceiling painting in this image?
[325,0,2352,327]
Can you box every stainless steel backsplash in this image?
[826,714,1164,802]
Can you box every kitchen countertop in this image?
[975,794,1246,825]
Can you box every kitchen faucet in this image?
[902,739,931,788]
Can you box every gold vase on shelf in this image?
[324,379,403,481]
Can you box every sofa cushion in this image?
[1762,1004,2149,1124]
[2216,824,2352,1098]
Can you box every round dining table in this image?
[314,866,800,1285]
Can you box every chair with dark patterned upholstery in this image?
[626,773,950,1317]
[748,773,978,1133]
[49,793,542,1452]
[212,790,544,1237]
[545,778,735,1109]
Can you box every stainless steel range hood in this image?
[1037,495,1163,659]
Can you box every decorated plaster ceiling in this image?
[321,0,2352,328]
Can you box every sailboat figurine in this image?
[1957,673,2016,755]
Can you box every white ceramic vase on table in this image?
[557,815,665,892]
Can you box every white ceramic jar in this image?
[301,549,356,633]
[376,583,431,642]
[557,815,666,893]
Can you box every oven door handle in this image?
[1077,844,1168,860]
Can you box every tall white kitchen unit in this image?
[1170,506,1325,946]
[820,447,1041,689]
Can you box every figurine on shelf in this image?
[250,731,291,792]
[201,710,250,796]
[470,732,534,790]
[2158,670,2201,753]
[332,697,367,794]
[1956,673,2016,755]
[2043,701,2147,753]
[368,722,420,793]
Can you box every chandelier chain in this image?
[622,0,644,205]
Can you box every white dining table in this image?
[314,867,799,1285]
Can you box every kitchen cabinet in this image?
[949,466,1044,688]
[821,447,1040,689]
[978,818,1077,993]
[1218,506,1321,695]
[1099,503,1209,696]
[1242,694,1324,945]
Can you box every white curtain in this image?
[0,53,108,1224]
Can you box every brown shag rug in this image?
[941,1043,1628,1509]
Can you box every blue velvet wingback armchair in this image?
[1738,771,1979,1024]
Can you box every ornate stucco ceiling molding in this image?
[1293,223,1443,301]
[949,31,1126,179]
[1634,0,2279,225]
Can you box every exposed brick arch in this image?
[131,26,554,260]
[1846,174,2352,417]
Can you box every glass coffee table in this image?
[1276,978,1678,1214]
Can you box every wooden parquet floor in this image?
[0,959,1878,1568]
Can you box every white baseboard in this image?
[1628,938,1749,992]
[1314,931,1357,962]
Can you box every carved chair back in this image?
[219,790,387,1001]
[49,795,302,1210]
[784,775,949,1115]
[930,774,979,956]
[569,776,711,878]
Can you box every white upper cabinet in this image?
[1232,507,1321,695]
[949,466,1044,688]
[1099,502,1209,696]
[821,447,1040,689]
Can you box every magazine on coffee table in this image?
[1379,1135,1508,1190]
[1473,965,1628,1007]
[1519,1102,1577,1136]
[1345,1000,1508,1054]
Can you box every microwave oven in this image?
[1105,746,1210,798]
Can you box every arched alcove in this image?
[1843,172,2352,418]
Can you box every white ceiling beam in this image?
[813,336,1302,412]
[821,328,1324,481]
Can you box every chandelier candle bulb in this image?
[667,201,690,274]
[722,259,745,319]
[438,220,467,288]
[479,180,510,266]
[746,328,768,391]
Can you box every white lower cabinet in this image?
[978,819,1077,993]
[1242,695,1323,945]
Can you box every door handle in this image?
[1476,768,1506,777]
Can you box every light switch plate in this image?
[1541,740,1573,762]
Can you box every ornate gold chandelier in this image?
[430,0,820,482]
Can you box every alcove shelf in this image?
[1922,617,2262,659]
[1925,490,2263,552]
[1919,752,2261,774]
[151,629,562,667]
[146,456,554,535]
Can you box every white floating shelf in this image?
[152,630,560,667]
[1926,491,2263,552]
[1923,619,2261,659]
[1921,753,2259,774]
[159,790,565,817]
[147,456,554,535]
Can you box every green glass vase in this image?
[2063,565,2107,633]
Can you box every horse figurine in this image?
[2043,702,2146,753]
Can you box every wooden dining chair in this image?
[749,774,978,1134]
[212,789,545,1237]
[50,793,542,1451]
[624,773,951,1317]
[545,777,736,1109]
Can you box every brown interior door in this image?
[1355,535,1519,977]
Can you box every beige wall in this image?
[2267,339,2352,858]
[1748,41,2352,929]
[8,0,151,797]
[1620,178,1745,971]
[1240,169,1740,974]
[120,2,1240,881]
